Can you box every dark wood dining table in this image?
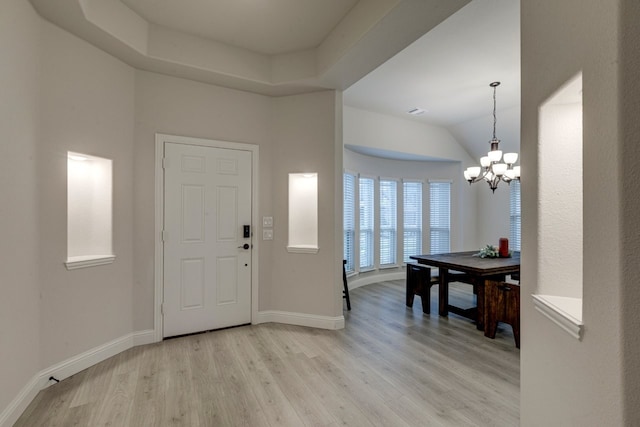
[410,251,520,331]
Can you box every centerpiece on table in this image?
[475,238,511,258]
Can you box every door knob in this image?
[237,243,250,250]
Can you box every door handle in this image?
[237,243,250,250]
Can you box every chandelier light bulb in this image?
[493,163,508,176]
[503,152,518,165]
[480,156,491,167]
[513,166,521,178]
[468,167,481,178]
[488,150,502,162]
[464,170,471,181]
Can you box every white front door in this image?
[163,142,252,338]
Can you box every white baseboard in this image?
[0,375,41,427]
[132,329,156,347]
[0,329,159,427]
[256,310,345,330]
[347,271,405,290]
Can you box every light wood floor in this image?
[16,280,520,426]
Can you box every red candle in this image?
[499,238,509,257]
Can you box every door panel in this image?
[163,142,252,337]
[181,185,205,242]
[181,258,205,309]
[216,256,238,304]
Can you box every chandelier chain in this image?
[492,83,497,140]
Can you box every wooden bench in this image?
[406,263,439,314]
[406,263,473,314]
[484,280,520,348]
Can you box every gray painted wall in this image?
[1,3,343,417]
[521,0,640,424]
[0,0,41,414]
[38,18,136,369]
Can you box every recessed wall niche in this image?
[533,73,584,339]
[65,152,115,270]
[287,173,318,253]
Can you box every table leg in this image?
[439,269,449,316]
[476,277,485,331]
[406,266,414,307]
[481,274,507,332]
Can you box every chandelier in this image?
[464,82,520,192]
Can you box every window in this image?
[379,179,397,266]
[343,173,356,273]
[510,180,521,251]
[429,181,451,254]
[403,181,422,262]
[359,177,375,270]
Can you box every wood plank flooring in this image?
[15,280,520,426]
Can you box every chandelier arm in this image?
[467,166,491,184]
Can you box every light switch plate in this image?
[263,216,273,227]
[263,229,273,240]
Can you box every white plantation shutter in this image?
[379,179,397,266]
[343,173,356,273]
[359,177,374,270]
[429,181,451,254]
[403,181,422,262]
[510,180,521,251]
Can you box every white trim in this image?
[347,271,405,290]
[39,334,133,383]
[154,134,260,340]
[532,294,584,340]
[0,330,157,427]
[343,168,357,176]
[64,255,116,270]
[286,245,319,254]
[401,177,425,184]
[379,176,400,182]
[255,310,345,330]
[132,329,156,346]
[0,375,40,427]
[154,136,165,342]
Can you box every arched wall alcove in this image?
[533,73,584,338]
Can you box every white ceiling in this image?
[343,0,521,158]
[344,0,520,127]
[120,0,359,55]
[28,0,520,159]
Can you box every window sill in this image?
[286,245,319,254]
[65,255,116,270]
[532,294,583,340]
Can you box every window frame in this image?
[429,180,452,255]
[379,177,399,268]
[343,171,357,274]
[510,180,522,251]
[358,175,376,272]
[402,179,424,264]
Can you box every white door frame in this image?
[154,133,260,342]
